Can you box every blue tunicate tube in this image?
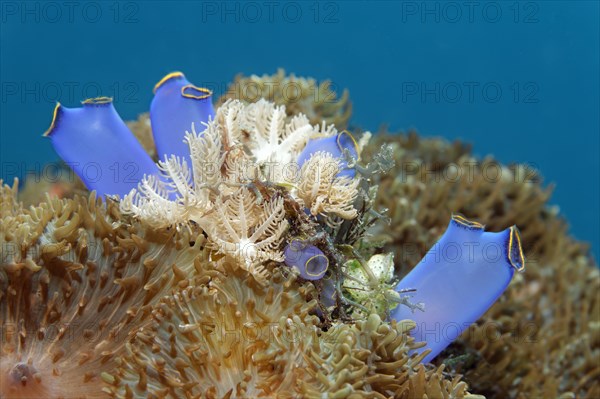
[283,239,329,280]
[296,131,359,178]
[44,97,160,198]
[150,72,214,166]
[391,214,525,363]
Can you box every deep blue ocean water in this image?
[1,1,598,260]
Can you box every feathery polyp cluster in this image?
[297,151,360,220]
[121,99,363,281]
[120,121,224,228]
[244,100,313,166]
[208,187,288,274]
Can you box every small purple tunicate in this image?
[283,239,329,280]
[320,274,337,308]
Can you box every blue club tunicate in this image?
[283,239,329,280]
[150,72,215,167]
[391,214,525,363]
[44,97,160,198]
[296,131,359,178]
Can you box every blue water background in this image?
[1,1,598,259]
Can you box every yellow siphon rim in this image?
[305,254,329,277]
[337,130,360,161]
[42,103,61,137]
[451,213,485,230]
[508,225,526,272]
[181,84,212,100]
[82,96,113,105]
[153,71,185,93]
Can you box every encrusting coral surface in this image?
[217,69,352,130]
[0,182,203,398]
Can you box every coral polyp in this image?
[104,258,320,398]
[0,182,201,398]
[217,68,353,129]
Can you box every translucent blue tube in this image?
[44,97,160,198]
[283,239,329,280]
[320,274,337,307]
[296,131,359,178]
[150,72,214,165]
[391,214,525,363]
